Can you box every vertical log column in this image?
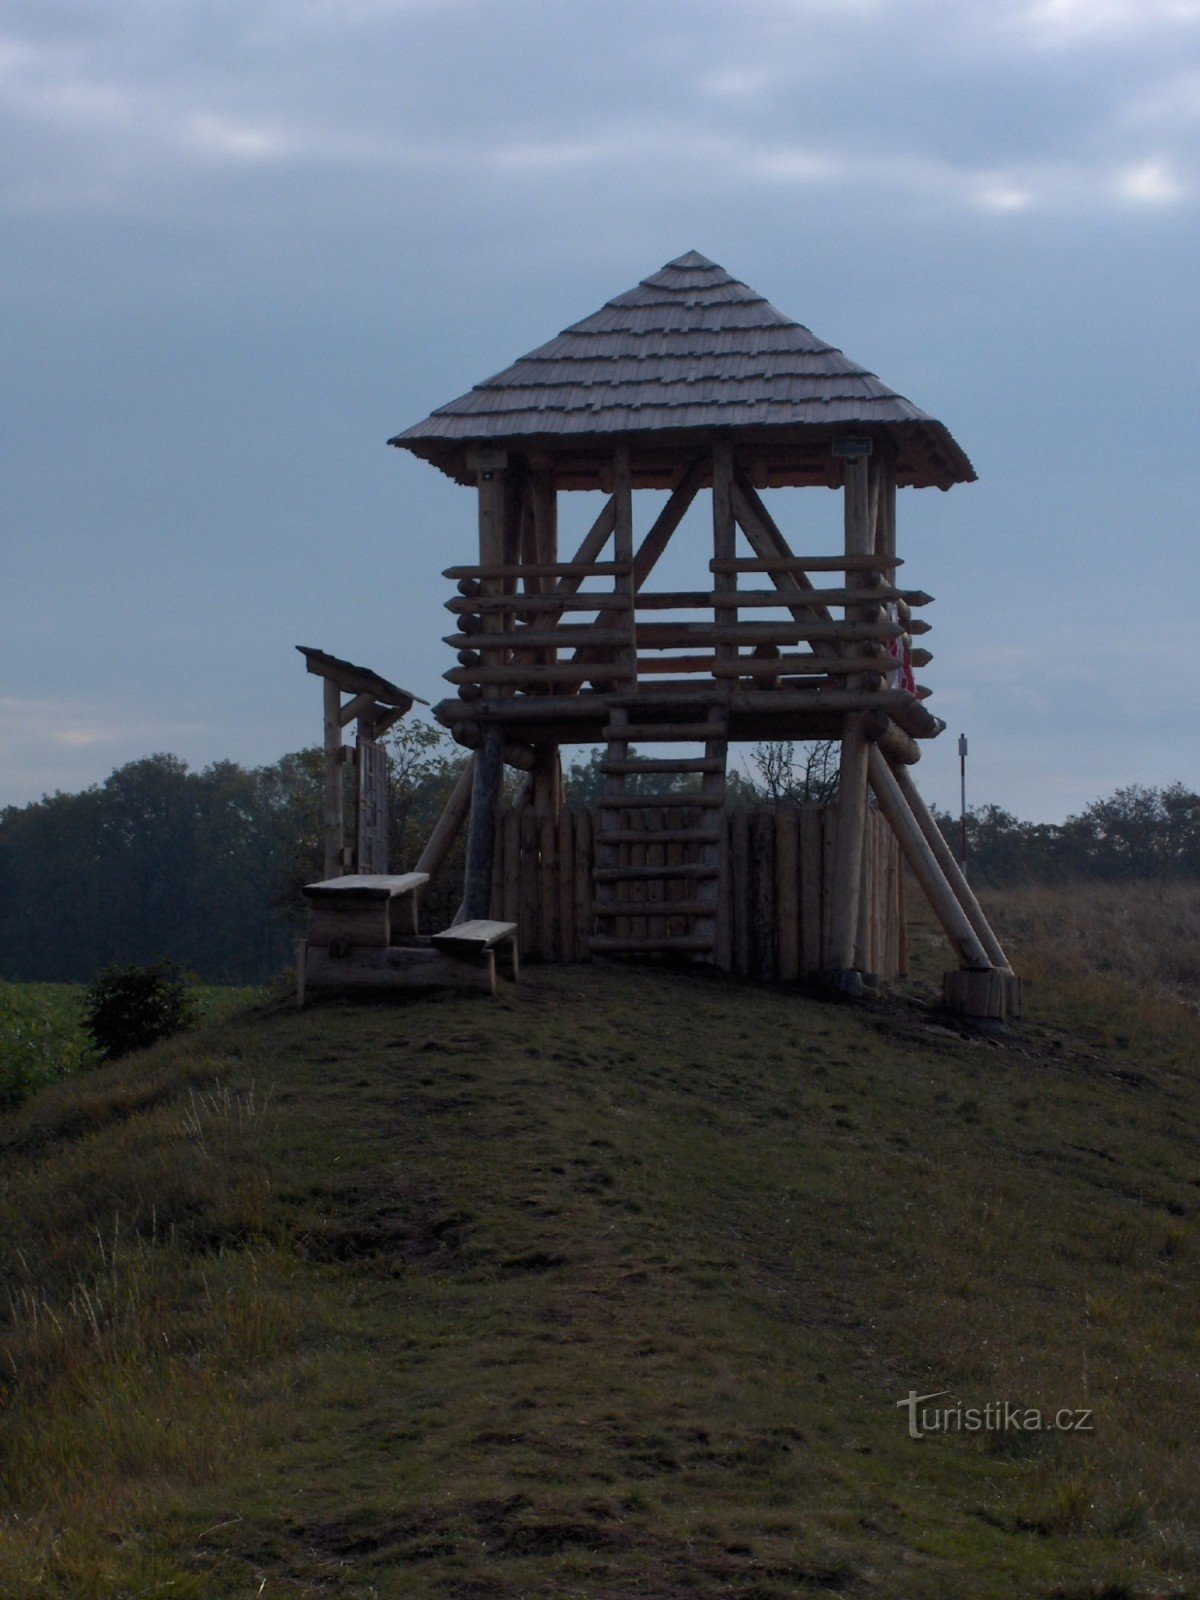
[458,456,507,923]
[612,441,636,691]
[825,451,873,983]
[712,440,737,682]
[711,439,736,967]
[529,466,563,815]
[322,678,345,879]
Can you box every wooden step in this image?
[593,900,717,919]
[598,827,722,844]
[603,722,725,741]
[600,758,723,776]
[593,864,719,882]
[598,793,722,810]
[590,934,716,953]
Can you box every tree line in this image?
[1,724,1195,984]
[929,784,1200,887]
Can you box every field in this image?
[0,981,264,1108]
[0,885,1196,1598]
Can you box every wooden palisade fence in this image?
[490,801,903,982]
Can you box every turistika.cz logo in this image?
[896,1390,1094,1441]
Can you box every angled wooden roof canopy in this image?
[390,251,975,492]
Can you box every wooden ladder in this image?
[591,701,729,960]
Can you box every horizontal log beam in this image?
[443,560,631,580]
[712,653,895,679]
[710,555,902,573]
[446,587,926,614]
[443,626,629,651]
[446,592,628,615]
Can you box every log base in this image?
[941,968,1023,1023]
[298,938,507,1001]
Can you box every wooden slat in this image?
[594,899,721,918]
[776,804,799,982]
[799,806,822,974]
[600,757,722,776]
[598,792,719,810]
[502,809,520,925]
[431,919,517,950]
[605,720,723,741]
[590,934,715,953]
[821,806,836,969]
[558,807,575,964]
[593,862,720,882]
[303,872,430,900]
[490,799,504,920]
[751,809,776,979]
[601,825,721,845]
[307,906,389,949]
[574,807,592,960]
[731,808,751,977]
[519,805,538,959]
[539,809,558,962]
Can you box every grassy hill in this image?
[1,891,1197,1599]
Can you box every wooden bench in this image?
[302,873,430,951]
[431,920,520,992]
[297,886,519,1003]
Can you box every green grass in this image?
[0,922,1197,1597]
[0,980,264,1108]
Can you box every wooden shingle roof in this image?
[391,252,975,490]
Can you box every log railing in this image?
[441,555,933,704]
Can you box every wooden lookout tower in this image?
[391,252,1016,1016]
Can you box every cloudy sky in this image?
[4,0,1198,820]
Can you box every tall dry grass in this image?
[982,880,1200,1052]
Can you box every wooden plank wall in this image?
[491,803,902,979]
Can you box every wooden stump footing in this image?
[942,968,1022,1023]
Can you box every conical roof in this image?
[391,252,974,489]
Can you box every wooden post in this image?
[612,440,636,690]
[531,471,558,568]
[322,678,344,879]
[825,452,873,983]
[712,439,736,682]
[415,755,475,882]
[458,730,503,924]
[475,456,507,702]
[531,745,562,819]
[826,720,870,978]
[866,746,992,970]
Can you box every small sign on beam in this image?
[832,437,872,459]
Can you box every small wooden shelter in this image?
[297,645,424,877]
[391,252,1016,1016]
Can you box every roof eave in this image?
[388,418,974,491]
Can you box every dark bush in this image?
[83,963,198,1061]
